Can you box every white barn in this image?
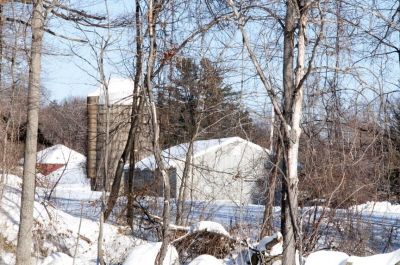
[130,137,270,204]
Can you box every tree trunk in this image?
[260,142,282,238]
[281,2,297,264]
[281,1,307,264]
[176,112,202,226]
[145,1,171,264]
[126,136,137,228]
[176,139,194,225]
[127,0,144,227]
[226,1,308,262]
[103,95,143,220]
[96,21,111,265]
[16,1,44,264]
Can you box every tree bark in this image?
[281,0,297,264]
[176,139,194,225]
[16,1,45,264]
[281,1,307,264]
[260,142,282,238]
[144,1,171,264]
[103,94,143,220]
[226,0,309,263]
[103,12,145,218]
[127,0,144,227]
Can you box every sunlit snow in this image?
[0,158,399,265]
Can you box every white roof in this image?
[133,137,268,171]
[88,78,135,105]
[34,144,86,164]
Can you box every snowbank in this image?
[0,175,138,265]
[346,248,400,265]
[258,232,283,256]
[304,249,400,265]
[188,254,223,265]
[305,251,349,265]
[351,201,400,214]
[41,252,74,265]
[189,221,230,237]
[122,242,178,265]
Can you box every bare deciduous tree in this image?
[16,1,56,264]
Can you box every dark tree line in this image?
[157,57,253,148]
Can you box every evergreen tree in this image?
[159,57,253,147]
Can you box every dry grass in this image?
[173,230,237,262]
[0,234,16,254]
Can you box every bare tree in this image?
[143,1,173,263]
[0,1,28,200]
[225,0,319,263]
[16,1,57,264]
[39,97,88,154]
[222,0,398,262]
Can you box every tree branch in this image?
[5,17,87,42]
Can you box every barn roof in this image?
[33,144,86,165]
[133,137,269,171]
[88,78,135,105]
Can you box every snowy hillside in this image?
[0,172,139,264]
[0,161,399,264]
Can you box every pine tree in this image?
[159,57,252,147]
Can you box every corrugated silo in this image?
[86,79,152,191]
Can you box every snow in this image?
[122,242,178,265]
[0,253,16,265]
[351,201,400,215]
[305,251,349,265]
[258,232,283,256]
[189,221,230,237]
[134,137,270,170]
[346,248,400,265]
[304,249,400,265]
[188,254,223,265]
[134,137,237,170]
[0,170,138,265]
[20,144,86,165]
[134,137,269,171]
[88,78,135,105]
[1,157,399,265]
[41,252,74,265]
[37,160,90,190]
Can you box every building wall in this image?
[36,163,64,176]
[128,168,177,198]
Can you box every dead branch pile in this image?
[172,230,237,261]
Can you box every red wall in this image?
[36,164,64,176]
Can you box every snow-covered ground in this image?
[0,161,399,264]
[0,171,139,264]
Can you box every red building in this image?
[20,144,86,176]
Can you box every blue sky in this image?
[41,0,131,102]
